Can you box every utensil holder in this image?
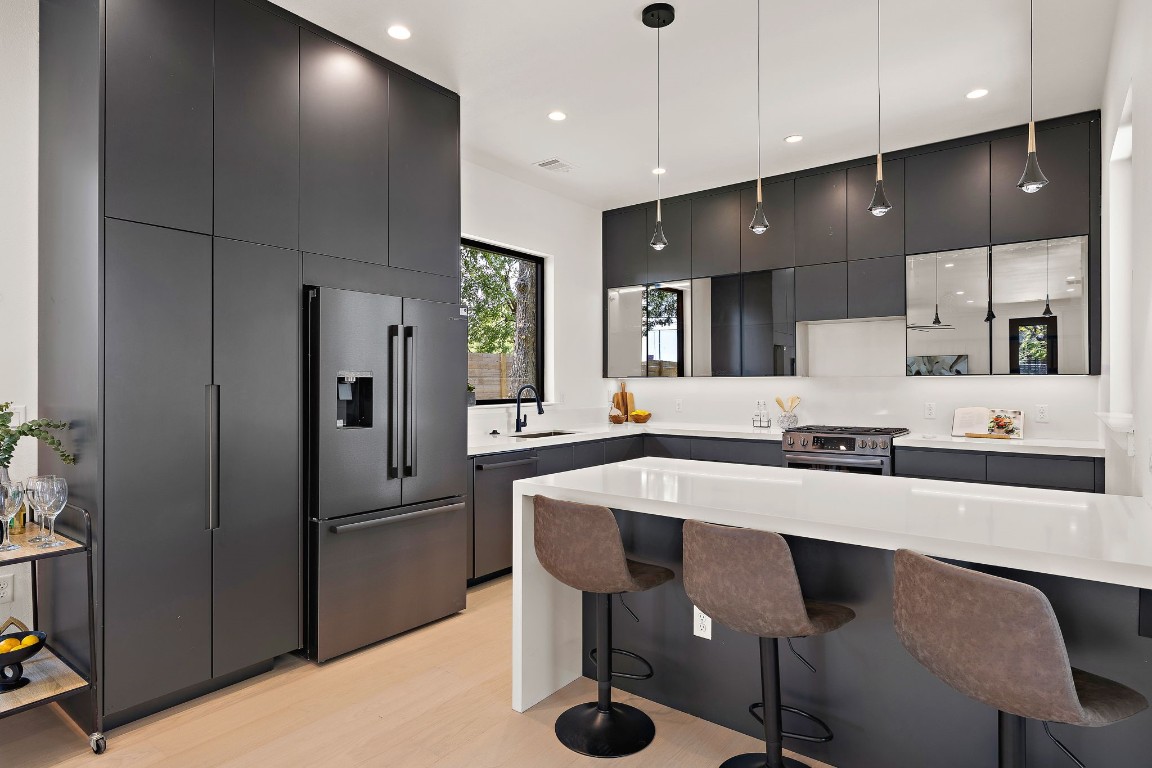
[778,412,799,430]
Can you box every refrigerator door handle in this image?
[205,384,220,530]
[389,325,402,479]
[403,325,417,478]
[328,501,463,534]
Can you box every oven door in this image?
[783,452,891,475]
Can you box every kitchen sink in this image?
[514,430,578,439]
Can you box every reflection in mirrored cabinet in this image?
[691,275,742,377]
[742,269,796,376]
[991,236,1088,374]
[606,285,645,377]
[906,248,990,375]
[644,282,691,377]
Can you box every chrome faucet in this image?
[514,385,544,433]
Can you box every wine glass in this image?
[39,476,68,549]
[25,475,52,543]
[0,481,23,552]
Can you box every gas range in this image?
[782,425,910,475]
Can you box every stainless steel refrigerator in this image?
[305,287,468,662]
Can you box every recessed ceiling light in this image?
[955,291,965,295]
[652,167,666,175]
[387,25,411,40]
[944,263,955,268]
[548,111,567,121]
[966,88,989,100]
[1066,275,1076,280]
[966,300,975,304]
[1066,287,1075,292]
[784,134,803,144]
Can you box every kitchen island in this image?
[512,458,1152,767]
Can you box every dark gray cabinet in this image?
[710,275,743,376]
[985,455,1096,492]
[905,143,990,254]
[644,435,692,459]
[473,451,538,578]
[300,31,390,265]
[605,436,644,463]
[211,237,301,677]
[742,269,795,376]
[573,441,607,469]
[646,199,692,282]
[847,160,904,260]
[388,74,460,278]
[105,0,213,233]
[537,445,576,475]
[603,207,648,288]
[213,0,300,249]
[848,255,905,318]
[795,170,847,266]
[894,448,986,482]
[991,121,1091,244]
[795,262,847,322]
[103,219,214,715]
[691,438,782,466]
[692,191,741,277]
[740,181,796,271]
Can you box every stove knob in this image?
[786,436,795,446]
[879,440,889,449]
[869,440,878,449]
[801,438,809,447]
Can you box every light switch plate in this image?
[693,605,711,639]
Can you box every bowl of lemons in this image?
[629,410,652,424]
[0,631,46,667]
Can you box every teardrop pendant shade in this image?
[985,305,996,323]
[650,219,668,251]
[867,179,892,216]
[1018,151,1049,193]
[932,304,942,326]
[1042,298,1053,317]
[748,201,770,234]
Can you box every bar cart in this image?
[0,504,104,754]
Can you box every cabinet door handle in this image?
[475,458,538,471]
[389,325,402,479]
[404,325,417,478]
[205,384,220,531]
[328,502,463,534]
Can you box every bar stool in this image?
[893,549,1148,767]
[682,520,855,768]
[533,495,675,758]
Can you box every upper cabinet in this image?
[691,190,741,277]
[795,170,847,266]
[742,269,796,376]
[300,31,390,265]
[740,181,796,271]
[646,199,692,283]
[795,262,847,322]
[214,0,300,250]
[991,121,1091,244]
[905,142,990,254]
[388,74,461,278]
[847,160,905,260]
[105,0,214,233]
[848,254,905,318]
[603,207,648,288]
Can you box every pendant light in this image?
[644,4,675,251]
[1042,240,1054,316]
[985,252,996,322]
[867,0,892,216]
[932,255,943,325]
[1017,0,1049,193]
[907,255,955,331]
[748,0,770,234]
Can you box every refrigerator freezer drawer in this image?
[308,498,466,662]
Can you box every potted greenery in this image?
[0,402,76,485]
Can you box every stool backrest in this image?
[533,495,637,594]
[682,520,815,638]
[893,549,1085,723]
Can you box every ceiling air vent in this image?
[534,157,575,173]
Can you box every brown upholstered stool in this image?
[533,495,675,758]
[683,520,855,768]
[893,549,1148,767]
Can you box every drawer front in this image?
[573,441,607,469]
[604,436,644,463]
[691,438,782,466]
[645,435,692,459]
[895,448,986,482]
[986,455,1096,492]
[536,445,575,475]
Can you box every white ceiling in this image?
[274,0,1119,211]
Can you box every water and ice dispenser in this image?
[336,371,373,428]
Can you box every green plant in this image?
[0,402,76,469]
[467,383,476,392]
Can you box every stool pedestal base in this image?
[554,702,655,758]
[719,752,808,768]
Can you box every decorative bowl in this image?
[630,413,652,424]
[0,631,47,666]
[609,414,627,425]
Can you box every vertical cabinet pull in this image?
[389,325,402,479]
[404,325,417,478]
[205,384,220,530]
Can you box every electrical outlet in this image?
[693,605,712,639]
[675,399,683,413]
[0,574,13,605]
[1036,404,1050,423]
[924,402,937,419]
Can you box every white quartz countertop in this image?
[514,457,1152,589]
[469,420,1104,458]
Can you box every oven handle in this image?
[784,453,888,470]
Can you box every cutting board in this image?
[612,382,635,418]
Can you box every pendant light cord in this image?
[876,0,882,155]
[756,0,761,184]
[1029,0,1034,121]
[656,25,662,216]
[1045,240,1050,300]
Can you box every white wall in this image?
[0,0,39,482]
[1101,0,1152,500]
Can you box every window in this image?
[1009,316,1058,374]
[461,240,544,404]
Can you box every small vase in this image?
[778,412,799,430]
[0,466,9,486]
[466,392,476,407]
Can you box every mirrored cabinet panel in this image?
[690,275,741,377]
[741,269,796,377]
[991,236,1089,374]
[906,248,991,375]
[606,285,646,378]
[645,281,691,377]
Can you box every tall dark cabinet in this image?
[40,0,463,729]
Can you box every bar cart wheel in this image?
[90,733,106,754]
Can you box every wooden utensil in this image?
[787,396,800,413]
[775,397,787,412]
[963,432,1013,440]
[622,382,635,418]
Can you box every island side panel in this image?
[512,489,583,712]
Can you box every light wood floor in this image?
[0,577,831,767]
